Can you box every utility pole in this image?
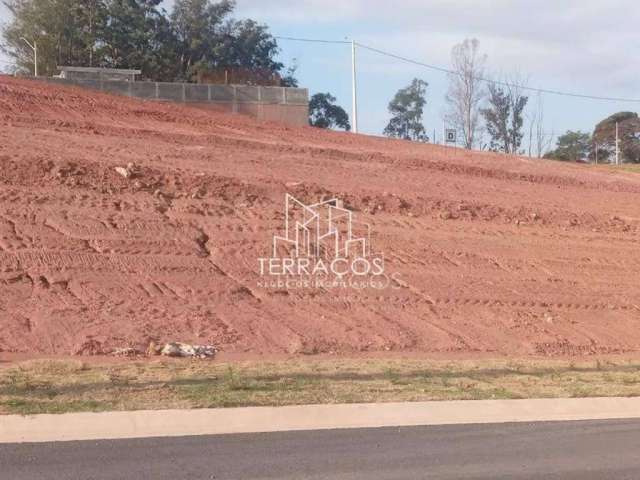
[21,37,37,77]
[351,40,358,134]
[615,121,620,166]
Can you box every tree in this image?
[481,83,510,152]
[170,0,285,82]
[527,93,553,158]
[444,38,486,149]
[308,93,350,131]
[1,0,175,79]
[481,79,528,154]
[1,0,106,76]
[169,0,232,80]
[592,112,640,164]
[383,78,429,142]
[2,0,295,83]
[280,59,298,87]
[78,0,105,67]
[214,18,282,71]
[100,0,178,81]
[544,130,591,162]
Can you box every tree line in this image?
[379,39,541,155]
[544,112,640,163]
[310,38,640,164]
[1,0,297,84]
[309,39,534,153]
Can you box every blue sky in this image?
[220,0,640,145]
[3,1,640,147]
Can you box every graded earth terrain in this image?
[1,75,640,357]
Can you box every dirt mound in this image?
[2,75,640,358]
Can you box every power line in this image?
[275,36,350,45]
[355,42,640,103]
[276,35,640,104]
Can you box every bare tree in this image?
[527,93,553,158]
[445,38,487,149]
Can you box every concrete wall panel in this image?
[157,82,185,102]
[236,86,260,103]
[184,84,209,102]
[34,77,308,127]
[74,79,102,91]
[236,103,260,117]
[101,81,131,96]
[69,70,101,81]
[260,87,285,104]
[285,88,309,105]
[209,85,235,102]
[131,82,157,99]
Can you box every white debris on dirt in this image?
[114,166,130,178]
[115,162,138,179]
[159,342,217,359]
[111,347,141,357]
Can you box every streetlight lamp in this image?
[20,37,37,77]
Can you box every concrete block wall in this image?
[41,77,309,127]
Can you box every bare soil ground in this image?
[1,75,640,358]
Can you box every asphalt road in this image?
[3,419,640,479]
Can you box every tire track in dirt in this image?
[3,75,640,357]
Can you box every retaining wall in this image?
[42,77,309,127]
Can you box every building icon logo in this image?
[272,194,371,260]
[258,194,389,288]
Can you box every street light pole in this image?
[351,40,358,134]
[21,37,37,77]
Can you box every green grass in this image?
[2,358,640,415]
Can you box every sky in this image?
[2,1,640,146]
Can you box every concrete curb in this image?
[3,397,640,443]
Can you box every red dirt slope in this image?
[1,75,640,357]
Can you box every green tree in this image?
[592,112,640,164]
[77,0,105,67]
[383,78,429,142]
[170,0,285,81]
[170,0,233,80]
[2,0,294,83]
[308,93,350,131]
[544,130,591,162]
[214,18,282,71]
[1,0,106,76]
[481,84,510,152]
[481,82,528,154]
[100,0,178,81]
[280,59,298,87]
